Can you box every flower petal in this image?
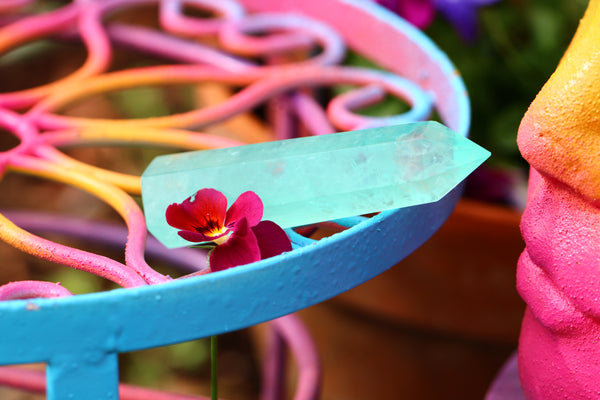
[434,0,479,42]
[252,220,292,259]
[166,188,227,236]
[184,188,228,231]
[177,230,214,243]
[209,217,261,271]
[165,202,196,231]
[225,191,263,227]
[398,0,435,29]
[376,0,435,29]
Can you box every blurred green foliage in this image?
[425,0,587,167]
[120,338,211,388]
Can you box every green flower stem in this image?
[211,335,218,400]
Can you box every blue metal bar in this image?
[46,352,119,400]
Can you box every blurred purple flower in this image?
[375,0,500,42]
[434,0,499,42]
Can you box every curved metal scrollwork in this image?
[0,0,445,295]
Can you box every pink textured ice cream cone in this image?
[516,1,600,398]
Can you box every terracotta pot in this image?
[334,198,525,341]
[297,198,525,400]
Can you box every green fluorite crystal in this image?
[142,121,489,248]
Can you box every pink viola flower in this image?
[166,189,292,272]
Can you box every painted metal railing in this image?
[0,0,470,398]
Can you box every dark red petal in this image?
[180,188,227,234]
[225,191,263,227]
[166,202,196,231]
[209,217,261,272]
[252,220,292,259]
[177,230,214,243]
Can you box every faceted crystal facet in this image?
[142,121,490,248]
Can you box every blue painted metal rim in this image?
[0,186,462,363]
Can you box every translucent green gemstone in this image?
[142,121,490,248]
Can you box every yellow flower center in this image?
[211,229,232,246]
